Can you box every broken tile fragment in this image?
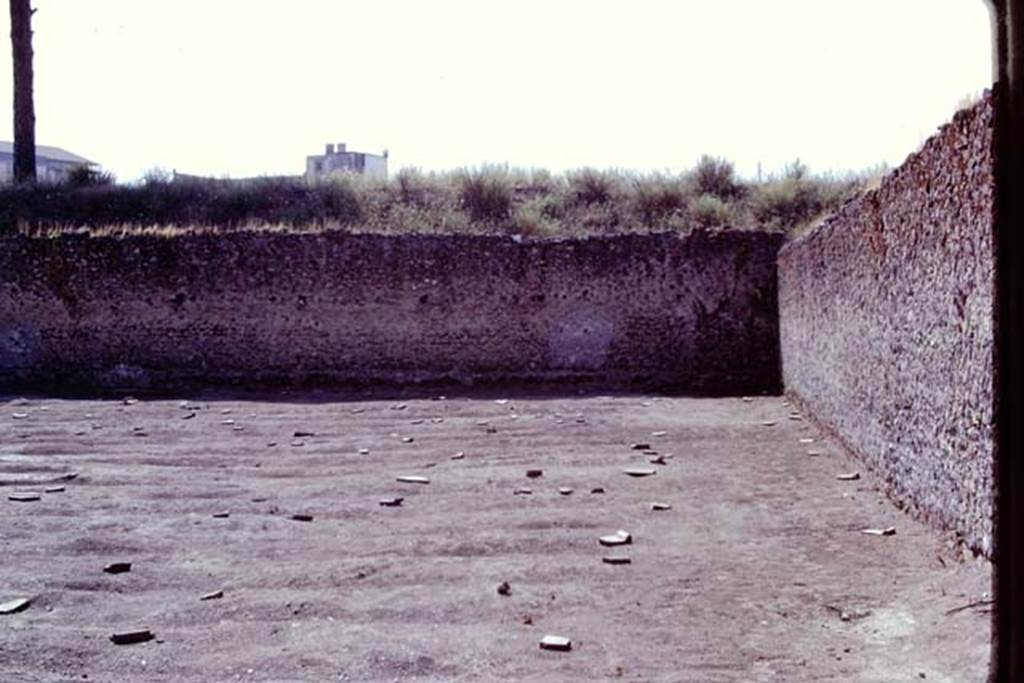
[599,530,632,547]
[110,629,153,645]
[807,450,822,457]
[602,556,632,565]
[558,487,574,496]
[379,497,404,507]
[0,597,31,614]
[649,455,667,466]
[396,475,429,485]
[623,468,656,478]
[401,436,415,443]
[358,448,370,455]
[631,443,651,450]
[212,511,230,518]
[590,487,606,494]
[861,526,897,536]
[651,431,668,437]
[290,514,314,522]
[200,590,223,601]
[12,412,28,420]
[293,431,315,438]
[514,488,533,496]
[539,635,572,652]
[526,469,543,479]
[799,437,815,444]
[450,451,465,460]
[44,485,65,493]
[760,420,777,427]
[8,491,40,502]
[651,502,672,511]
[836,472,861,481]
[103,562,132,574]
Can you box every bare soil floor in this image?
[0,390,990,682]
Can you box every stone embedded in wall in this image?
[778,91,995,556]
[0,229,783,394]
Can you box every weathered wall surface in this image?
[0,230,783,393]
[778,95,994,555]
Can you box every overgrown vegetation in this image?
[1,157,884,239]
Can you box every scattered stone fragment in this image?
[558,487,574,496]
[0,597,31,614]
[486,426,498,434]
[12,412,28,420]
[514,488,533,495]
[799,437,815,444]
[641,401,652,407]
[290,514,314,522]
[232,425,244,432]
[631,443,651,450]
[599,530,632,547]
[8,491,40,502]
[431,417,445,424]
[200,590,223,601]
[350,408,365,414]
[290,441,304,447]
[391,403,407,411]
[401,436,415,443]
[451,451,465,460]
[379,497,404,507]
[788,413,803,421]
[761,420,777,427]
[861,526,897,536]
[540,635,572,651]
[220,408,231,414]
[476,420,490,426]
[103,562,132,574]
[396,475,429,485]
[110,629,153,645]
[623,468,656,478]
[266,442,278,448]
[220,419,235,425]
[807,450,822,457]
[602,556,632,565]
[181,412,196,420]
[293,431,315,438]
[651,502,672,511]
[742,397,754,403]
[212,511,230,518]
[423,462,437,469]
[358,448,370,455]
[251,497,269,503]
[836,472,861,481]
[651,431,668,437]
[495,399,509,405]
[590,487,606,494]
[522,614,533,625]
[44,485,65,493]
[526,469,543,479]
[649,455,667,466]
[122,397,139,406]
[497,581,511,596]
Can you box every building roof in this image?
[0,141,95,165]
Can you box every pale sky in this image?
[0,1,996,182]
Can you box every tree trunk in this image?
[9,0,36,184]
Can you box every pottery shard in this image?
[539,635,572,651]
[631,443,651,450]
[514,488,533,495]
[290,514,314,522]
[623,468,657,478]
[212,511,230,518]
[836,472,861,481]
[396,475,429,485]
[558,487,574,495]
[602,556,632,565]
[590,487,606,494]
[861,527,897,536]
[103,562,132,574]
[599,530,632,547]
[200,590,224,601]
[358,448,370,455]
[8,491,40,502]
[526,469,543,479]
[451,452,466,460]
[651,431,668,437]
[110,629,154,645]
[651,502,672,511]
[379,497,404,507]
[0,597,31,614]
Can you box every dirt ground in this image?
[0,389,991,682]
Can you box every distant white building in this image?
[305,142,387,181]
[0,142,96,183]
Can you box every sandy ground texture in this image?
[0,389,991,682]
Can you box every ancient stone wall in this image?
[778,94,995,555]
[0,230,783,393]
